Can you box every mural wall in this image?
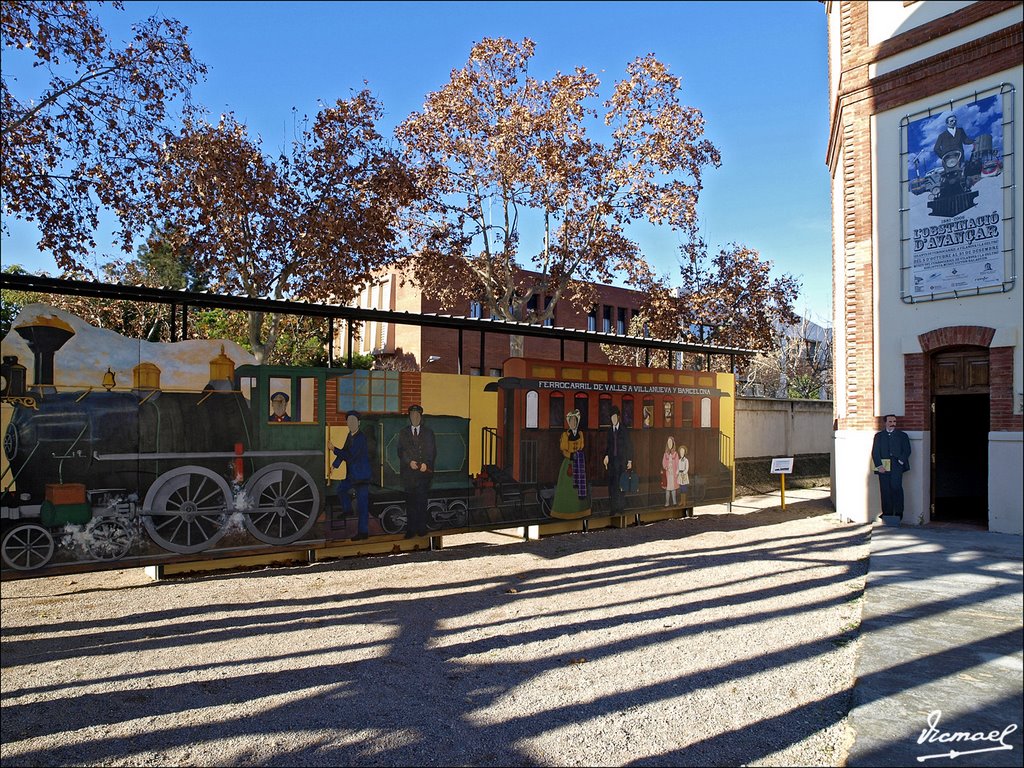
[1,305,734,577]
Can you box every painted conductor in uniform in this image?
[397,404,436,538]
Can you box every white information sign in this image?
[770,458,794,475]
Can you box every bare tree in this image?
[742,314,833,399]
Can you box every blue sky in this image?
[3,0,833,323]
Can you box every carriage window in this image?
[268,377,317,423]
[549,392,565,428]
[700,397,712,428]
[663,399,674,427]
[573,393,589,431]
[337,370,400,414]
[525,390,539,429]
[621,395,634,428]
[642,397,655,429]
[598,394,612,427]
[238,376,255,403]
[298,377,316,422]
[681,398,694,425]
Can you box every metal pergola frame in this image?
[0,273,756,371]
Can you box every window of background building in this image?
[602,306,612,333]
[587,307,597,332]
[617,307,626,335]
[488,367,502,377]
[469,300,482,319]
[527,294,538,320]
[598,393,612,427]
[469,367,481,376]
[543,296,553,327]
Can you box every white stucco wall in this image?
[862,65,1024,535]
[735,398,833,459]
[990,432,1024,536]
[868,4,1022,79]
[870,66,1023,419]
[867,1,973,48]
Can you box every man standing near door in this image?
[871,414,912,521]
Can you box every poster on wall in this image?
[903,90,1007,299]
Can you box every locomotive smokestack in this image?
[14,316,75,393]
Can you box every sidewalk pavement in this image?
[846,519,1023,767]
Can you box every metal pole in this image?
[458,328,464,375]
[347,320,353,368]
[328,317,335,368]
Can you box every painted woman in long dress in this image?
[551,409,591,519]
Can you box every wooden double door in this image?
[931,349,989,525]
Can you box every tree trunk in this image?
[509,334,525,358]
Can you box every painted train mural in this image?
[1,305,735,576]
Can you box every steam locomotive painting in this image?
[1,306,735,576]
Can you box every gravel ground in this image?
[1,492,871,767]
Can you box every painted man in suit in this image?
[332,410,372,539]
[397,404,436,538]
[871,414,912,521]
[602,405,633,515]
[933,112,974,161]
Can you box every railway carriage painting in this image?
[1,304,736,577]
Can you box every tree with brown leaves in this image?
[603,243,801,372]
[395,37,720,355]
[152,93,416,362]
[677,241,800,351]
[1,1,206,269]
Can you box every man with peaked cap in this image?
[397,404,436,538]
[269,391,291,422]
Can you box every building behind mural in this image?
[825,1,1022,534]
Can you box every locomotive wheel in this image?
[143,466,232,554]
[86,518,134,561]
[447,499,469,527]
[379,504,406,535]
[427,498,468,530]
[2,523,55,571]
[242,463,321,545]
[426,499,447,531]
